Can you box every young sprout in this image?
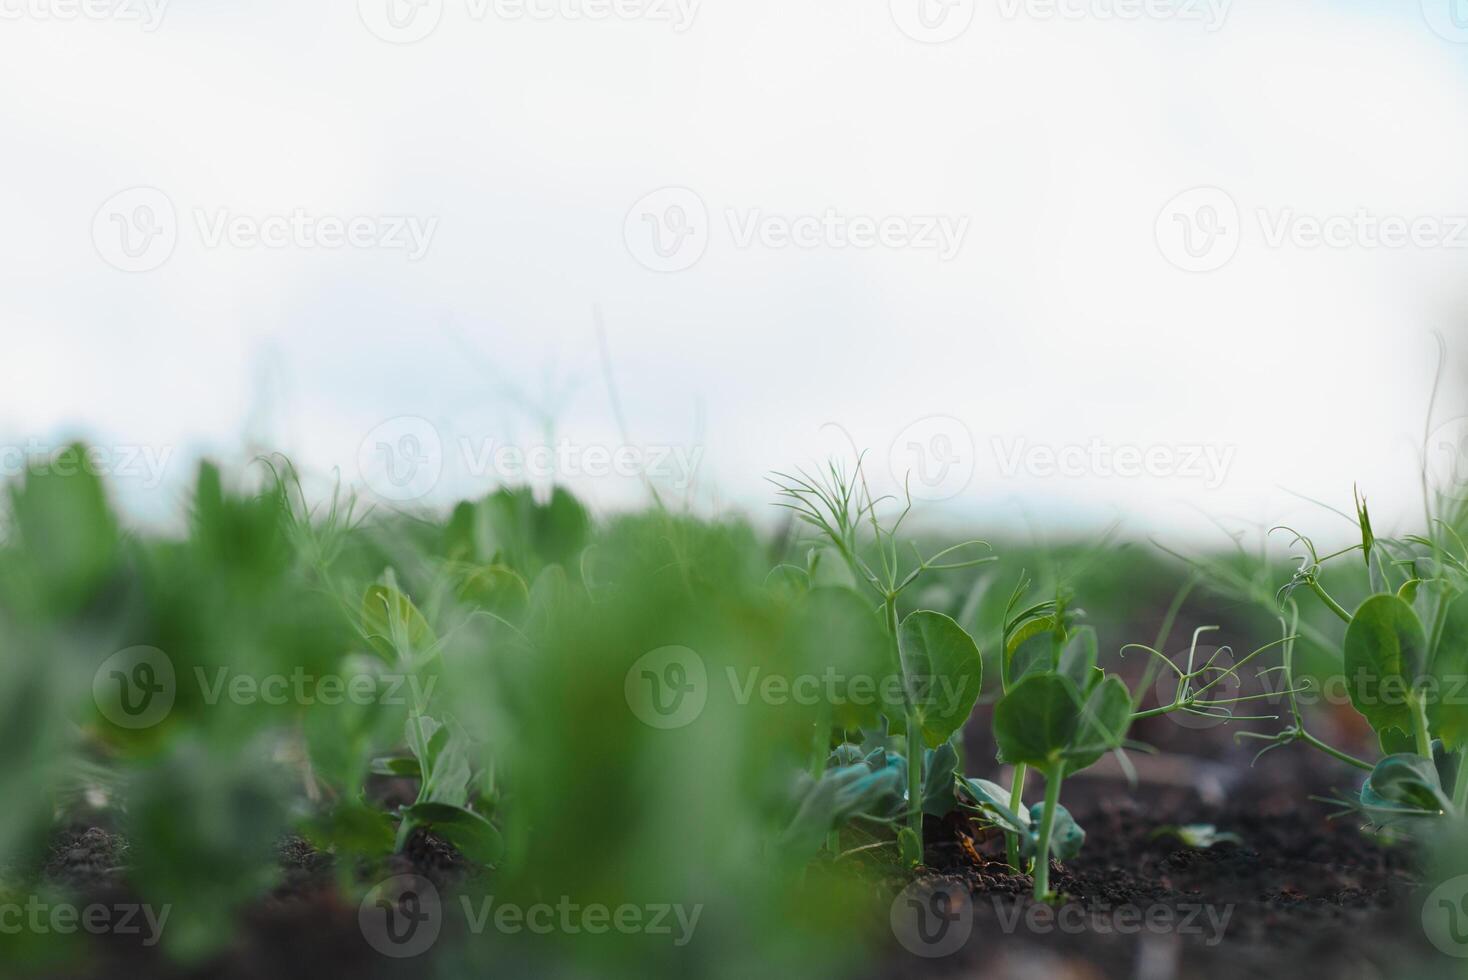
[770,454,991,867]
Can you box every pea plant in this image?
[1226,491,1468,831]
[359,573,505,866]
[954,588,1285,899]
[770,456,1277,893]
[771,457,991,867]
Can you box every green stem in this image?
[1411,689,1434,761]
[1308,578,1352,624]
[1006,764,1028,870]
[1031,764,1064,900]
[885,594,925,866]
[1455,747,1468,814]
[1298,729,1374,772]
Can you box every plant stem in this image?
[1308,578,1352,624]
[885,593,925,866]
[1411,689,1434,761]
[1455,747,1468,814]
[1006,763,1028,870]
[1031,764,1064,900]
[1298,729,1374,772]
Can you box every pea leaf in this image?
[994,673,1081,767]
[957,777,1029,835]
[786,587,896,731]
[1063,675,1132,775]
[1429,591,1468,749]
[1057,627,1100,695]
[400,802,505,866]
[1025,802,1084,862]
[451,563,530,617]
[1343,594,1427,737]
[1006,616,1062,688]
[362,582,437,661]
[897,610,983,748]
[921,737,962,817]
[1364,753,1451,814]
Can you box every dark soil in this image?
[21,713,1440,980]
[870,738,1434,980]
[29,825,473,980]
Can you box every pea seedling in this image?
[771,456,991,866]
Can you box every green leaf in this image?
[452,563,530,616]
[1365,753,1451,814]
[1063,675,1132,776]
[994,673,1081,767]
[1006,616,1062,688]
[1429,591,1468,749]
[1025,802,1084,861]
[1149,824,1242,849]
[765,564,810,600]
[401,802,505,866]
[956,777,1029,835]
[1056,627,1099,694]
[362,582,437,660]
[1343,594,1428,737]
[779,764,905,858]
[898,611,983,748]
[416,719,473,807]
[786,587,895,731]
[369,757,421,777]
[921,738,962,817]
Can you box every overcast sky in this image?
[3,0,1467,545]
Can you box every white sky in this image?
[2,0,1467,544]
